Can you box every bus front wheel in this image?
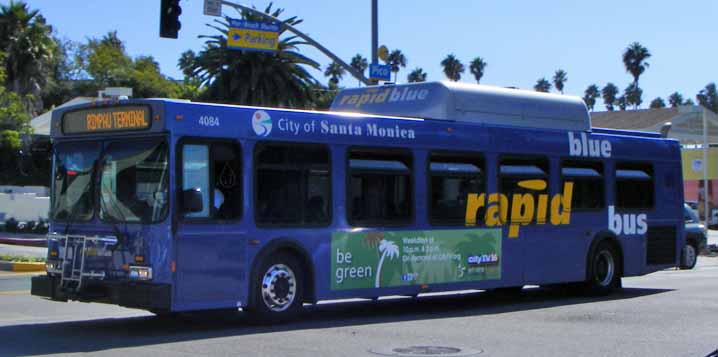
[585,241,622,295]
[247,252,304,323]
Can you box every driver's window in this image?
[182,145,210,218]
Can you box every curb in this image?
[0,237,47,247]
[0,261,45,272]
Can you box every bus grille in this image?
[646,226,677,265]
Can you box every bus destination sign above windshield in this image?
[62,105,151,134]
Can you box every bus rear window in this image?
[255,143,330,226]
[348,148,412,226]
[615,163,654,209]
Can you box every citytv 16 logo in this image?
[252,110,272,137]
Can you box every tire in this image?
[680,243,698,270]
[585,241,622,296]
[246,252,304,323]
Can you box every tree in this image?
[0,1,58,114]
[0,52,30,133]
[180,4,320,107]
[350,54,368,86]
[384,49,407,82]
[469,57,487,84]
[324,61,345,85]
[602,83,619,111]
[534,78,551,93]
[697,83,718,113]
[407,68,427,83]
[650,97,666,109]
[440,54,464,81]
[668,92,684,108]
[684,98,695,106]
[622,42,650,109]
[78,31,133,88]
[552,69,567,93]
[617,95,627,111]
[624,83,643,109]
[583,84,600,111]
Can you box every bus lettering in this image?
[608,206,648,235]
[465,181,574,238]
[568,132,611,158]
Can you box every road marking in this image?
[0,290,29,296]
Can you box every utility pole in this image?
[220,1,371,85]
[370,0,378,85]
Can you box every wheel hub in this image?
[595,251,615,287]
[261,264,296,312]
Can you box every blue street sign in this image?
[369,63,391,81]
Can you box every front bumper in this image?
[31,275,171,311]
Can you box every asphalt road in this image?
[0,257,716,357]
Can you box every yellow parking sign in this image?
[227,19,280,53]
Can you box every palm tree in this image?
[697,82,718,113]
[180,4,320,107]
[602,83,619,111]
[0,1,57,111]
[350,54,368,86]
[469,57,487,84]
[624,83,643,109]
[374,239,399,288]
[622,42,651,109]
[668,92,684,108]
[441,54,464,81]
[324,62,345,86]
[650,97,666,109]
[534,78,551,93]
[617,95,627,111]
[583,84,600,111]
[384,49,407,82]
[552,70,567,94]
[407,67,427,83]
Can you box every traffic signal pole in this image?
[221,1,371,86]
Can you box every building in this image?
[592,105,718,220]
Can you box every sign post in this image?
[227,19,280,53]
[204,0,222,17]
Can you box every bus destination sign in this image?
[62,106,151,134]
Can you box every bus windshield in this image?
[51,139,169,223]
[99,140,169,223]
[52,142,100,221]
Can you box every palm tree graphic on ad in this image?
[375,239,400,288]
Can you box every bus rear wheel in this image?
[585,241,622,295]
[247,252,304,323]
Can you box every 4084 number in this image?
[199,116,220,127]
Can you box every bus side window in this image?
[348,148,412,226]
[615,162,654,209]
[561,160,604,210]
[498,156,549,221]
[428,152,485,225]
[254,143,330,226]
[181,142,242,220]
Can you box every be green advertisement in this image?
[331,229,501,290]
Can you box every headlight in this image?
[45,261,62,273]
[129,266,153,280]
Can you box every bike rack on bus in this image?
[48,233,118,293]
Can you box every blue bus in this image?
[32,82,684,321]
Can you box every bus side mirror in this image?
[182,188,203,213]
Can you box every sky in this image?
[16,0,718,110]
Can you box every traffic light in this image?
[160,0,182,39]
